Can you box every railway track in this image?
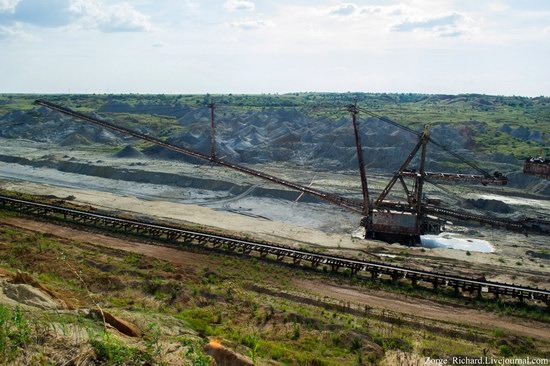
[0,194,548,305]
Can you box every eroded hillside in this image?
[1,208,549,365]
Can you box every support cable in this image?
[354,106,492,177]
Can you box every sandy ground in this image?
[2,216,548,340]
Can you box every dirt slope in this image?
[3,217,548,340]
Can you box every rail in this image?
[0,194,548,304]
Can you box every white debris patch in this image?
[421,233,495,253]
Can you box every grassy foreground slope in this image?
[0,210,549,365]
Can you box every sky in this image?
[0,0,549,96]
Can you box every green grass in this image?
[90,331,152,365]
[0,211,549,364]
[0,305,32,362]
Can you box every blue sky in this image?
[0,0,549,96]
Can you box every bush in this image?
[374,335,413,352]
[91,331,151,365]
[350,337,362,352]
[499,345,512,357]
[0,305,32,362]
[291,323,300,340]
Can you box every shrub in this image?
[499,345,512,357]
[374,335,413,352]
[0,305,32,362]
[350,337,362,352]
[291,323,301,340]
[91,331,151,365]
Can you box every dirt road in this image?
[3,217,549,340]
[296,280,549,339]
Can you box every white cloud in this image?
[0,24,34,40]
[0,0,19,13]
[0,24,17,37]
[327,3,357,17]
[0,0,73,28]
[0,0,152,32]
[324,3,473,37]
[230,18,274,30]
[391,12,470,37]
[327,3,410,18]
[70,0,152,32]
[360,4,410,16]
[99,3,152,32]
[545,25,550,35]
[224,0,255,12]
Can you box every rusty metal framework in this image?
[208,102,216,160]
[402,171,508,185]
[34,100,363,213]
[34,99,550,242]
[524,157,550,180]
[348,102,370,215]
[348,106,510,243]
[0,194,548,304]
[356,125,437,242]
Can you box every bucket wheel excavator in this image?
[347,103,507,244]
[34,99,548,244]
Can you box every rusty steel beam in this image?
[208,102,216,160]
[348,103,370,215]
[34,100,363,213]
[402,171,508,185]
[523,159,550,180]
[414,135,428,230]
[374,134,425,208]
[424,205,524,231]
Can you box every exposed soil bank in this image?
[0,154,323,203]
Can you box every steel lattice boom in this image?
[34,99,363,213]
[34,99,549,240]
